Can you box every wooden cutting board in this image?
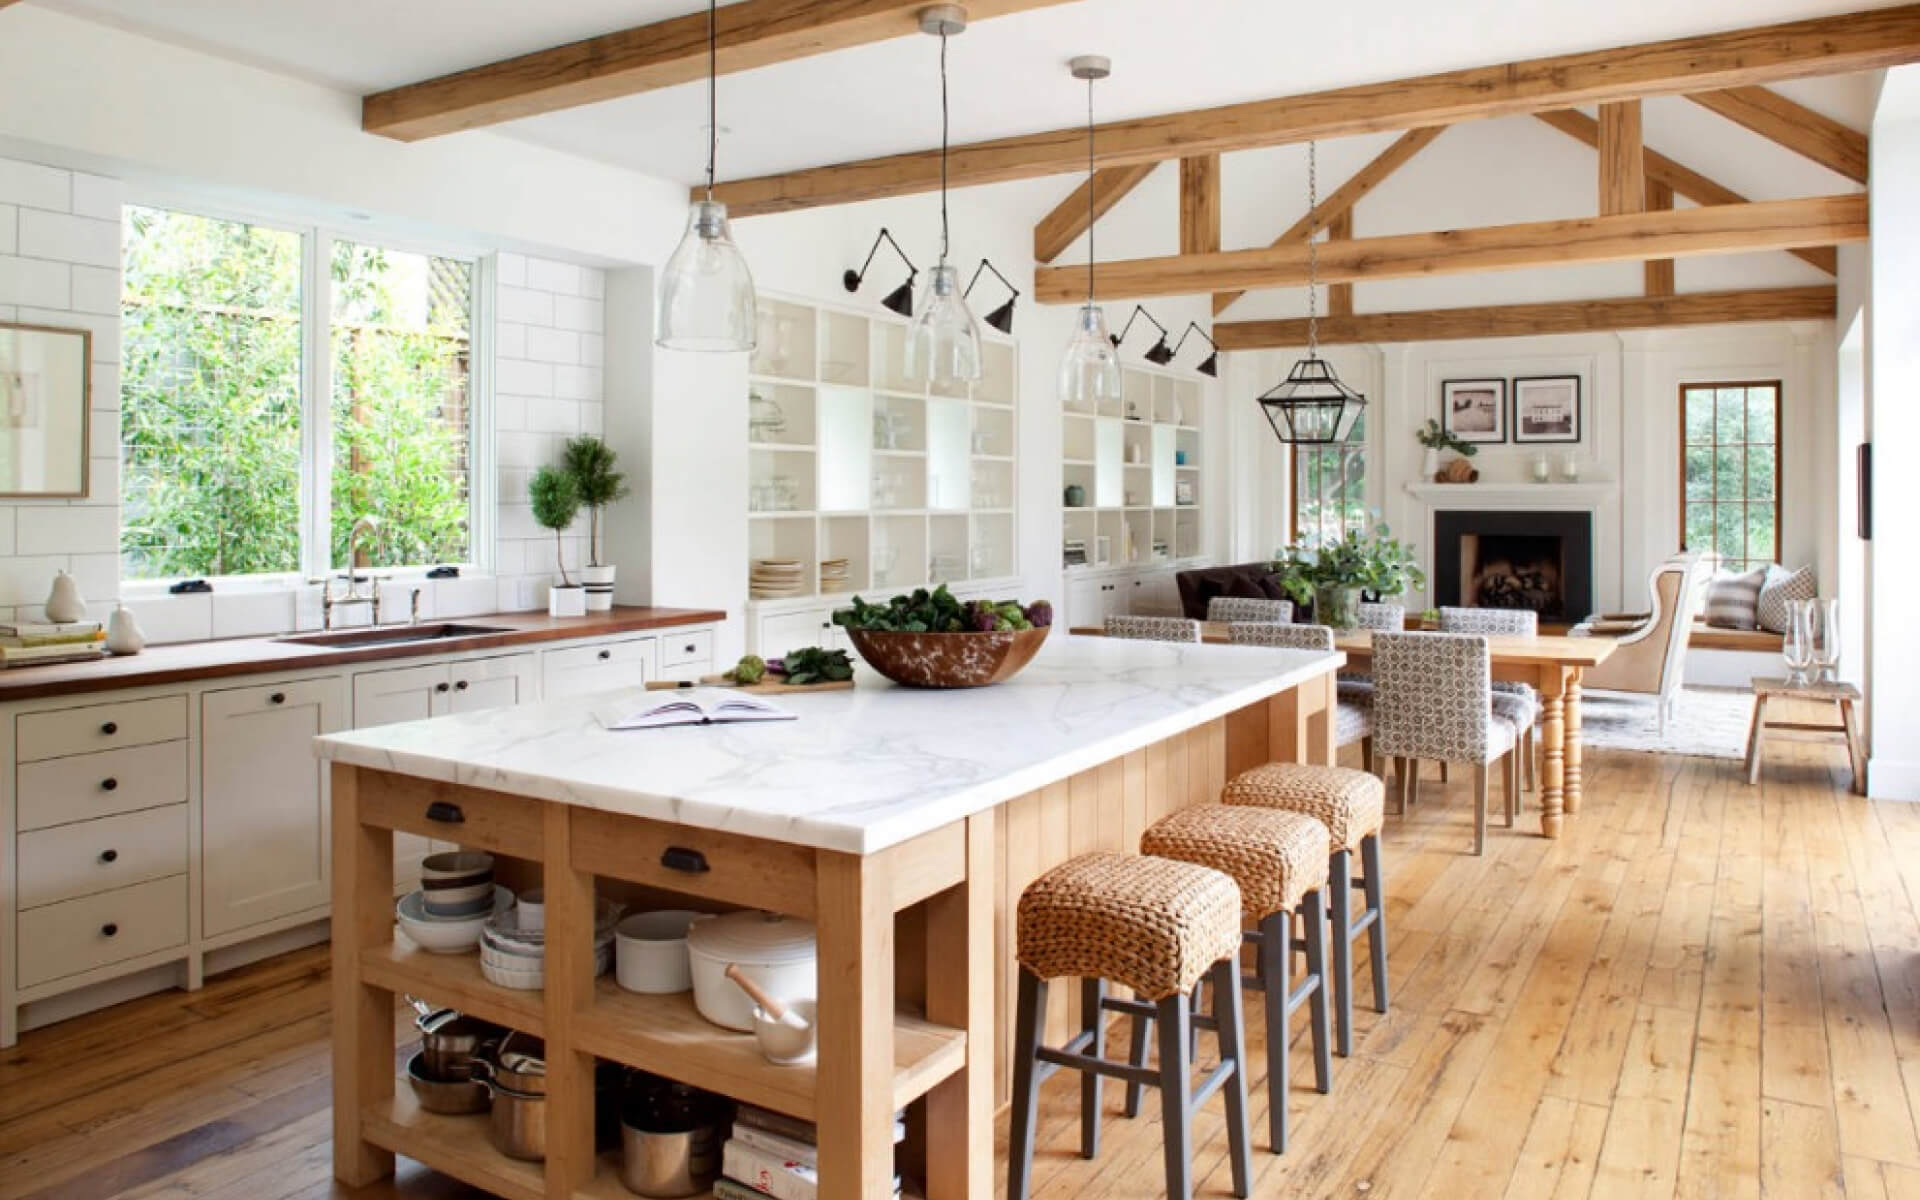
[643,674,854,694]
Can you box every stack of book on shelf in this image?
[713,1104,906,1200]
[1,620,106,669]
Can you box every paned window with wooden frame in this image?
[1680,381,1780,573]
[1291,408,1368,544]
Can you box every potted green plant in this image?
[561,435,630,612]
[529,464,585,617]
[1272,522,1426,629]
[1416,419,1478,481]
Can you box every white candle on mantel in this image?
[1531,453,1551,483]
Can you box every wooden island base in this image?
[330,673,1335,1199]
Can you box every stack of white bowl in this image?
[421,852,497,916]
[479,892,623,990]
[396,884,515,954]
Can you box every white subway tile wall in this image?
[0,156,610,645]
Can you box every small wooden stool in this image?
[1135,805,1333,1154]
[1224,762,1388,1058]
[1746,676,1866,795]
[1009,852,1253,1200]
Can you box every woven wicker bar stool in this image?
[1009,852,1254,1200]
[1130,806,1333,1155]
[1224,763,1388,1058]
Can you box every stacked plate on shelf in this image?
[819,558,851,594]
[750,559,807,599]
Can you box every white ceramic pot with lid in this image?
[684,911,816,1032]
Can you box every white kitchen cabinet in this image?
[200,678,345,938]
[446,652,537,713]
[541,637,656,700]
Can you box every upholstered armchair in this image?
[1207,596,1293,624]
[1570,552,1715,733]
[1227,621,1374,768]
[1104,614,1202,643]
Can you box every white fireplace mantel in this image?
[1403,481,1620,509]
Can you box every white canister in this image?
[685,911,817,1032]
[614,909,701,994]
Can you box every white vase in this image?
[548,584,587,618]
[45,570,86,623]
[105,604,145,655]
[1421,448,1440,480]
[582,564,616,612]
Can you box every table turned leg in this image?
[1563,677,1584,815]
[1537,670,1567,839]
[1745,694,1770,786]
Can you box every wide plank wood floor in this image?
[5,698,1917,1199]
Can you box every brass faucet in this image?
[321,517,418,629]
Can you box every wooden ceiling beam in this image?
[1212,126,1445,314]
[1213,286,1836,350]
[1646,180,1676,296]
[1031,194,1865,303]
[1688,86,1870,183]
[1599,101,1646,216]
[1326,210,1354,318]
[1179,155,1222,256]
[711,5,1920,217]
[1033,164,1157,264]
[1532,109,1837,274]
[362,0,1074,141]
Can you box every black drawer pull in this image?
[100,848,118,864]
[101,778,118,792]
[660,846,710,874]
[425,801,465,824]
[101,721,118,735]
[454,680,469,691]
[435,681,450,693]
[269,692,286,705]
[598,649,612,660]
[101,923,118,937]
[684,644,697,654]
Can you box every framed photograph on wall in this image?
[0,322,92,498]
[1512,375,1582,443]
[1441,378,1506,444]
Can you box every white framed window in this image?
[1290,407,1368,544]
[119,201,493,585]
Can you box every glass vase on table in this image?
[1809,597,1841,683]
[1781,598,1816,686]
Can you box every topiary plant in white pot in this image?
[529,464,585,617]
[562,435,629,612]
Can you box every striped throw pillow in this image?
[1704,566,1768,630]
[1757,565,1817,634]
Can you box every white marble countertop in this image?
[314,634,1341,855]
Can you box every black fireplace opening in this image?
[1432,510,1592,622]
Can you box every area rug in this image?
[1576,686,1754,761]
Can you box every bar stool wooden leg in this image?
[1081,978,1105,1159]
[1007,969,1048,1200]
[1156,991,1195,1200]
[1303,888,1333,1095]
[1210,957,1254,1198]
[1362,833,1389,1013]
[1257,909,1291,1153]
[1327,851,1355,1057]
[1123,1011,1150,1119]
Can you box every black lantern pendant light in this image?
[1257,141,1365,445]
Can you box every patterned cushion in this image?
[1355,602,1406,632]
[1105,615,1201,643]
[1438,607,1538,636]
[1337,679,1375,705]
[1756,565,1817,634]
[1208,596,1293,624]
[1224,762,1386,853]
[1704,567,1768,630]
[1490,689,1537,729]
[1141,807,1330,919]
[1016,852,1242,1000]
[1228,621,1330,650]
[1370,632,1515,763]
[1336,699,1373,747]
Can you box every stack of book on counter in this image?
[1,620,105,669]
[714,1103,907,1200]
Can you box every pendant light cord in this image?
[1306,140,1319,357]
[1085,75,1096,305]
[703,0,717,201]
[938,30,951,266]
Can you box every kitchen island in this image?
[318,633,1342,1200]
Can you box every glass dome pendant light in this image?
[1256,140,1366,444]
[656,0,757,352]
[1058,55,1121,416]
[904,5,984,386]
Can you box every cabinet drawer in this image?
[659,629,714,669]
[17,741,190,832]
[18,874,189,988]
[19,696,188,763]
[17,805,189,910]
[354,772,545,860]
[543,637,654,700]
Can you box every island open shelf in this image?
[364,1089,661,1200]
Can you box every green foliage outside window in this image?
[1293,409,1368,544]
[1681,383,1779,573]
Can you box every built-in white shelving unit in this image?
[747,295,1019,603]
[1062,365,1203,567]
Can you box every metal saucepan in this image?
[406,996,503,1081]
[405,1050,489,1115]
[469,1031,546,1096]
[619,1072,732,1197]
[478,1076,546,1161]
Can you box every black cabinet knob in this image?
[684,644,697,654]
[598,649,612,660]
[454,680,469,691]
[101,923,118,937]
[101,721,118,735]
[101,778,118,792]
[435,682,450,693]
[100,849,118,864]
[269,692,286,705]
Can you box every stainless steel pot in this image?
[618,1074,730,1197]
[470,1031,546,1096]
[405,1051,489,1115]
[482,1080,546,1162]
[407,997,502,1080]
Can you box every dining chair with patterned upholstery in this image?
[1227,622,1374,771]
[1104,614,1203,643]
[1207,596,1293,624]
[1353,602,1406,632]
[1437,606,1540,794]
[1369,632,1523,855]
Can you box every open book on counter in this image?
[594,687,796,731]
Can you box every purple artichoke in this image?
[1024,600,1054,628]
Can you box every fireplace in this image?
[1432,510,1592,622]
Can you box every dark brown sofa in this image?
[1175,562,1290,621]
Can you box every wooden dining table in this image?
[1073,624,1616,838]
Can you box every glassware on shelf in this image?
[1559,452,1580,482]
[872,544,900,585]
[1782,598,1816,686]
[1810,597,1842,683]
[747,391,787,441]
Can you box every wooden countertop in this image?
[0,606,726,702]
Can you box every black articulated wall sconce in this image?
[1170,322,1218,377]
[964,259,1019,334]
[1110,304,1174,365]
[843,228,918,317]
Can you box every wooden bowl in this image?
[844,626,1050,689]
